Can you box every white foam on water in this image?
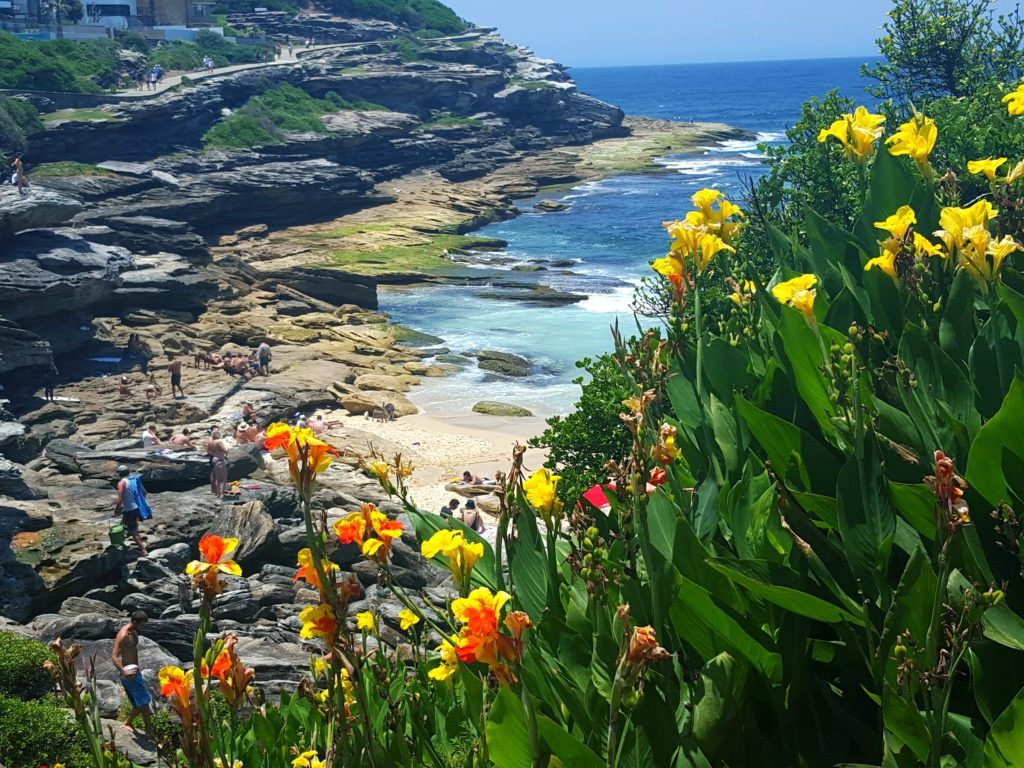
[756,131,785,142]
[655,154,761,176]
[577,284,637,314]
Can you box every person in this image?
[112,610,155,739]
[114,465,150,556]
[241,401,260,421]
[257,341,271,376]
[169,428,194,449]
[141,423,160,448]
[235,421,253,444]
[461,470,482,484]
[310,414,327,435]
[145,382,159,400]
[288,42,294,56]
[167,353,184,399]
[43,359,58,402]
[119,376,132,397]
[148,67,158,90]
[11,153,26,195]
[440,498,460,517]
[207,429,229,499]
[460,499,485,533]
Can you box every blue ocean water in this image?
[380,57,880,416]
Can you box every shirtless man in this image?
[207,428,229,498]
[112,610,155,739]
[169,427,194,449]
[241,401,260,421]
[118,376,132,397]
[11,152,26,194]
[167,354,184,399]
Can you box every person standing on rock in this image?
[11,153,26,194]
[114,465,150,557]
[43,358,58,402]
[256,341,272,376]
[167,353,185,399]
[207,428,229,499]
[112,610,155,740]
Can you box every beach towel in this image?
[127,475,153,521]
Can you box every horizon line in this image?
[568,53,883,70]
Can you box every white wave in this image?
[741,152,767,160]
[578,284,637,314]
[710,139,761,153]
[655,155,761,176]
[756,131,785,142]
[561,180,606,201]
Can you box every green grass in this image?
[328,233,502,275]
[41,108,120,123]
[414,114,484,132]
[511,79,559,90]
[29,161,117,177]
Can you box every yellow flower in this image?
[421,529,484,591]
[865,250,897,278]
[311,656,328,678]
[292,750,326,768]
[874,205,917,240]
[367,460,389,480]
[968,157,1008,183]
[988,236,1023,278]
[299,604,338,643]
[771,274,817,323]
[694,233,735,273]
[652,254,684,283]
[728,279,757,307]
[294,547,340,594]
[428,635,461,681]
[817,106,886,162]
[523,468,564,525]
[213,760,243,768]
[934,200,999,253]
[1003,84,1024,116]
[886,114,937,170]
[399,608,421,631]
[355,611,377,634]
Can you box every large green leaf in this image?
[836,431,896,589]
[736,395,840,494]
[982,603,1024,652]
[691,652,749,754]
[486,687,532,768]
[537,715,603,768]
[969,644,1024,727]
[882,681,930,762]
[777,308,845,442]
[693,475,720,545]
[707,557,864,625]
[509,504,550,621]
[940,267,977,364]
[858,149,917,248]
[966,376,1024,507]
[970,308,1024,419]
[983,684,1024,767]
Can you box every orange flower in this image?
[201,636,254,708]
[264,423,339,496]
[185,535,242,596]
[361,508,404,563]
[626,626,670,665]
[158,666,194,724]
[299,604,338,645]
[334,512,366,547]
[452,588,512,667]
[649,467,667,486]
[294,548,340,595]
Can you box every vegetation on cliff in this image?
[202,82,387,149]
[211,0,468,35]
[0,31,121,92]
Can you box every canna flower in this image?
[865,250,897,278]
[652,254,685,285]
[453,588,512,667]
[213,760,243,768]
[626,626,671,666]
[428,635,461,681]
[399,608,421,631]
[649,467,667,486]
[886,114,937,175]
[728,278,757,306]
[299,604,338,644]
[264,423,339,497]
[360,508,404,563]
[934,201,1019,284]
[771,274,817,324]
[334,511,367,547]
[1004,84,1024,116]
[366,460,390,481]
[651,423,680,465]
[311,656,328,678]
[201,636,254,708]
[355,611,377,634]
[158,666,194,724]
[292,751,326,768]
[817,106,886,162]
[294,548,340,595]
[968,157,1008,183]
[523,468,564,526]
[421,529,484,593]
[688,187,744,242]
[185,535,242,597]
[1006,160,1024,185]
[934,200,999,253]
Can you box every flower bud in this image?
[586,526,599,539]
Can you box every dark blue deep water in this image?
[381,57,880,416]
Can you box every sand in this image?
[320,408,549,517]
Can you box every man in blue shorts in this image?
[112,610,155,739]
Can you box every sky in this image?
[442,0,1018,68]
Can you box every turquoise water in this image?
[380,57,879,417]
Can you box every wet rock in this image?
[472,401,533,417]
[533,199,570,212]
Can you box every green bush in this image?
[203,112,280,149]
[0,694,91,768]
[0,632,55,700]
[324,91,389,111]
[0,97,42,156]
[530,353,635,504]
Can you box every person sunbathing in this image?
[169,428,195,449]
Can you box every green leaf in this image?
[509,504,550,621]
[707,558,865,625]
[883,680,930,761]
[486,687,532,768]
[777,308,843,441]
[983,684,1024,767]
[693,476,720,545]
[691,652,749,754]
[982,603,1024,652]
[969,644,1024,727]
[888,482,938,540]
[836,431,896,589]
[537,715,603,768]
[967,376,1024,507]
[940,268,976,364]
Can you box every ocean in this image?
[380,56,880,417]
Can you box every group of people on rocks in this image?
[194,341,272,379]
[133,64,165,91]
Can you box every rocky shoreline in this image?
[0,21,750,754]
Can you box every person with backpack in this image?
[113,465,152,556]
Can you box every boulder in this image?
[353,373,414,392]
[472,401,534,417]
[30,611,117,640]
[533,199,570,212]
[477,358,530,377]
[0,187,83,237]
[205,501,278,567]
[443,481,499,498]
[337,390,418,417]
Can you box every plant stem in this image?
[520,684,541,768]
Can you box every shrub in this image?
[0,694,92,768]
[0,632,54,700]
[529,353,635,504]
[202,113,280,149]
[0,97,42,156]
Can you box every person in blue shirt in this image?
[113,465,151,556]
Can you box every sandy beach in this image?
[320,407,549,518]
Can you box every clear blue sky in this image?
[443,0,1018,67]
